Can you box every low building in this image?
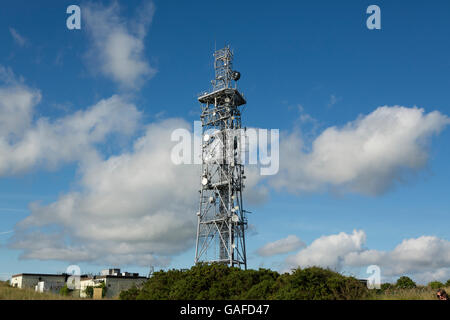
[10,273,68,294]
[80,272,146,299]
[10,268,147,298]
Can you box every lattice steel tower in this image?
[194,46,248,268]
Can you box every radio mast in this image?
[194,46,248,269]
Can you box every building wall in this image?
[79,278,99,298]
[9,275,23,288]
[104,277,146,299]
[10,273,147,298]
[10,275,66,293]
[79,277,146,298]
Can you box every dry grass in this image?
[367,286,450,300]
[0,280,79,300]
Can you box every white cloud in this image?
[271,106,450,195]
[11,232,97,262]
[0,84,41,139]
[9,105,268,266]
[84,1,156,89]
[0,94,140,175]
[5,85,448,269]
[9,27,28,47]
[0,66,38,139]
[344,235,450,281]
[12,119,201,266]
[285,230,366,270]
[285,230,450,283]
[0,66,141,176]
[243,165,270,204]
[257,235,305,257]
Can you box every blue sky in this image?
[0,0,450,284]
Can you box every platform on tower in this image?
[198,87,246,107]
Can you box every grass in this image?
[367,286,450,300]
[0,280,78,300]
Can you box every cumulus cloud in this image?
[344,235,450,282]
[257,235,305,257]
[6,86,448,269]
[271,106,450,195]
[242,165,270,204]
[0,82,41,140]
[12,119,201,266]
[84,1,156,89]
[0,65,140,176]
[285,230,450,283]
[285,230,366,270]
[10,110,268,266]
[0,95,140,175]
[10,232,96,262]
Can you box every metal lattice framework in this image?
[194,46,248,268]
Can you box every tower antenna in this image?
[194,46,248,269]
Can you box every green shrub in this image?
[380,283,394,291]
[242,279,277,299]
[272,267,367,300]
[84,286,93,298]
[428,281,444,289]
[396,276,416,289]
[59,284,73,296]
[445,279,450,287]
[120,264,368,300]
[119,284,140,300]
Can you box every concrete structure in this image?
[93,287,103,300]
[100,268,139,277]
[79,273,146,299]
[100,268,120,276]
[10,269,147,298]
[10,273,68,294]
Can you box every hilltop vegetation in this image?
[120,264,450,300]
[119,263,368,300]
[2,268,448,300]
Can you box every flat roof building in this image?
[10,273,69,294]
[80,274,147,299]
[10,270,147,298]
